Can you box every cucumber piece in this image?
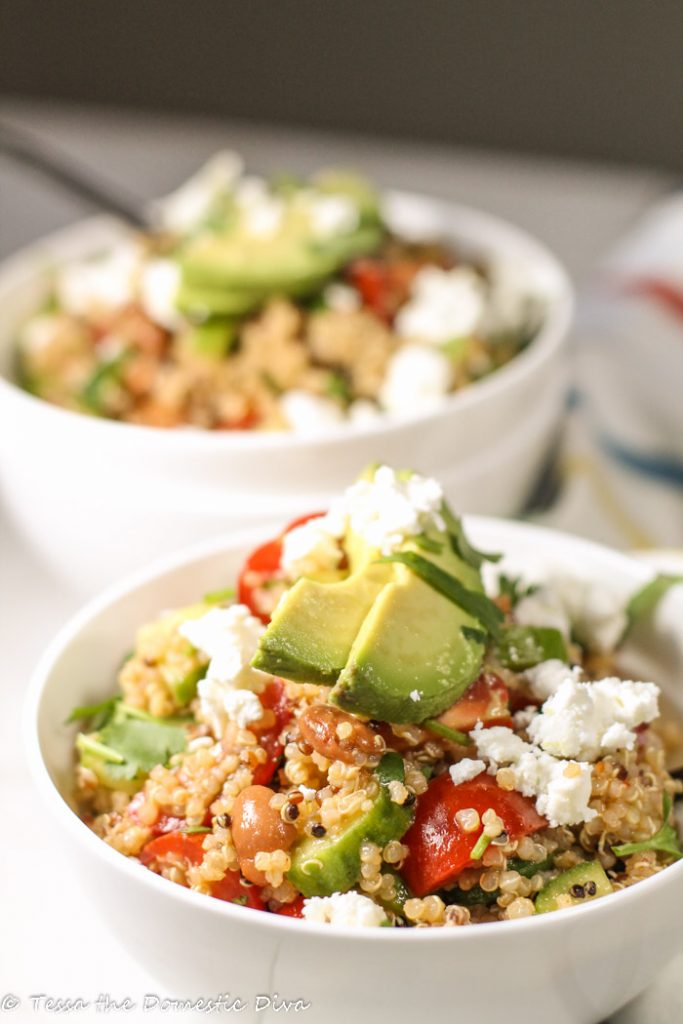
[535,861,613,914]
[379,870,412,917]
[166,663,206,707]
[495,626,568,671]
[182,320,237,359]
[287,752,413,898]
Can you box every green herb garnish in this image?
[67,695,120,730]
[231,894,249,906]
[77,704,188,782]
[181,825,212,835]
[496,574,538,608]
[203,586,235,605]
[441,505,501,570]
[379,551,504,638]
[423,719,470,747]
[414,534,444,554]
[625,575,683,633]
[495,625,568,671]
[612,794,682,861]
[325,372,351,404]
[470,831,492,861]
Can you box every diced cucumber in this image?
[535,860,613,914]
[287,752,413,898]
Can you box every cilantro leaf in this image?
[441,505,501,570]
[99,713,187,775]
[67,696,120,730]
[612,794,683,861]
[203,587,235,605]
[625,575,683,632]
[379,551,504,638]
[496,574,538,608]
[423,719,470,746]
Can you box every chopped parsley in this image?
[612,794,682,862]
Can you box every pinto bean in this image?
[231,785,297,885]
[298,704,382,766]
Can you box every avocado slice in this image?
[181,320,237,360]
[331,538,485,723]
[288,752,413,897]
[535,861,613,914]
[176,281,265,317]
[252,560,393,684]
[180,232,339,292]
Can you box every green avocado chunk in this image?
[181,320,237,359]
[288,752,413,897]
[252,561,393,684]
[331,538,485,723]
[535,861,613,914]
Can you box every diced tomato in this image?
[251,678,293,786]
[401,772,547,897]
[211,870,266,910]
[237,512,325,622]
[216,409,260,431]
[139,831,206,867]
[275,895,305,918]
[347,258,424,323]
[437,673,511,733]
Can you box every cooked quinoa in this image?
[71,466,683,927]
[18,155,540,432]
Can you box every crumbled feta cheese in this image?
[140,259,182,330]
[527,677,660,762]
[280,390,345,434]
[348,399,382,426]
[222,688,264,730]
[323,282,362,313]
[479,257,533,336]
[524,660,581,702]
[179,605,270,738]
[449,759,486,785]
[514,587,571,638]
[379,344,452,415]
[281,519,343,580]
[515,578,628,655]
[395,266,486,344]
[57,242,142,316]
[20,314,62,354]
[153,151,243,233]
[409,689,421,702]
[472,724,595,827]
[512,705,538,730]
[308,195,359,239]
[243,196,285,238]
[323,464,446,556]
[302,891,387,927]
[557,579,629,655]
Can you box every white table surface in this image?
[0,100,679,1023]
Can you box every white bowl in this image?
[25,518,683,1024]
[0,194,572,593]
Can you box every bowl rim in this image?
[23,516,683,944]
[0,189,573,452]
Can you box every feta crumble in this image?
[449,758,486,786]
[57,242,142,317]
[153,151,244,233]
[140,259,182,330]
[280,390,345,434]
[395,266,486,344]
[514,587,571,639]
[323,464,446,556]
[281,518,343,581]
[323,282,361,313]
[302,891,387,927]
[527,677,660,762]
[379,344,452,415]
[179,605,270,737]
[221,689,265,730]
[472,724,595,827]
[524,659,581,702]
[307,194,359,239]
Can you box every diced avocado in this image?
[495,626,568,671]
[252,561,393,684]
[166,664,206,706]
[331,539,485,723]
[288,753,413,897]
[181,320,237,360]
[535,861,613,914]
[181,232,338,292]
[176,281,265,317]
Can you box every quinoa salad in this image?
[17,154,540,432]
[71,466,683,927]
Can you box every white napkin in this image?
[539,194,683,553]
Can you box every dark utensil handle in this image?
[0,118,147,229]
